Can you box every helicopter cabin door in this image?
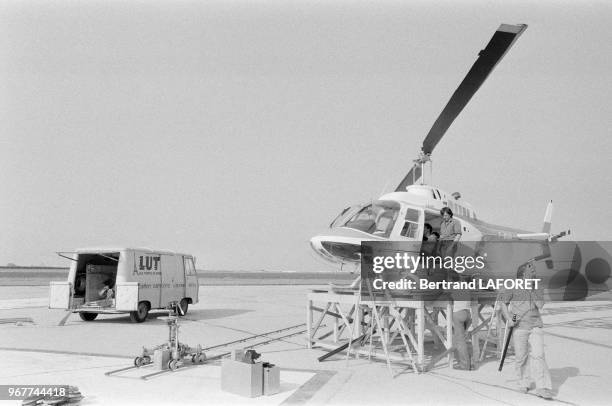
[395,205,424,241]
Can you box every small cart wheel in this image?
[191,354,197,364]
[168,360,178,371]
[134,357,145,367]
[198,353,207,364]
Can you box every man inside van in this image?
[99,281,115,307]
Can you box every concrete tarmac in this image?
[0,285,611,405]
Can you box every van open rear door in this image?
[49,281,71,309]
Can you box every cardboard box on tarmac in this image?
[221,359,264,398]
[263,364,280,395]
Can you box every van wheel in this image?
[79,312,98,321]
[178,299,189,316]
[130,302,149,323]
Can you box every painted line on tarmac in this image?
[0,317,35,324]
[0,297,48,310]
[0,347,131,359]
[544,330,612,350]
[280,370,336,405]
[430,371,579,406]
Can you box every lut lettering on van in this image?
[138,256,161,271]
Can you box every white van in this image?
[49,247,199,322]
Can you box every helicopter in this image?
[309,23,611,300]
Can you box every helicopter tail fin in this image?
[541,200,553,234]
[517,201,571,242]
[516,201,554,241]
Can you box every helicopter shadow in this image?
[549,366,581,394]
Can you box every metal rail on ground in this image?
[105,323,309,380]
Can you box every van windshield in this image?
[343,201,400,238]
[184,257,196,276]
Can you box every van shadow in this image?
[89,309,252,324]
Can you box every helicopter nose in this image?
[310,235,363,264]
[309,237,334,262]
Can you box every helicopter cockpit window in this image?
[330,205,362,228]
[343,205,375,232]
[343,202,400,238]
[405,208,420,223]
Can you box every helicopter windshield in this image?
[329,204,363,228]
[342,201,400,238]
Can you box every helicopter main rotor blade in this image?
[422,23,527,155]
[395,164,422,193]
[395,24,527,192]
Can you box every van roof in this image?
[75,247,192,256]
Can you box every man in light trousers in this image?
[500,260,553,399]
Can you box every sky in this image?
[1,0,611,270]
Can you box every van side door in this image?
[134,251,162,309]
[159,254,175,308]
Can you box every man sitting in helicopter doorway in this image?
[421,223,438,257]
